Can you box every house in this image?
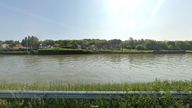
[39,44,58,49]
[13,44,26,49]
[76,44,82,49]
[53,44,60,48]
[1,44,9,49]
[39,44,50,49]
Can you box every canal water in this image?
[0,54,192,84]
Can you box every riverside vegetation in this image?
[0,95,188,108]
[0,80,192,91]
[1,36,192,55]
[0,81,192,107]
[1,36,192,53]
[0,47,190,55]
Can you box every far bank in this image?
[0,48,191,55]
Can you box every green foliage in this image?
[1,36,192,51]
[0,80,192,91]
[143,40,159,50]
[0,94,188,107]
[108,39,122,50]
[175,41,190,50]
[21,36,39,49]
[135,45,145,50]
[123,37,135,49]
[42,39,55,46]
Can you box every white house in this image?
[1,44,9,49]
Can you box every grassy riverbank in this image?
[0,81,191,107]
[0,48,190,55]
[38,48,188,55]
[0,80,191,91]
[0,49,29,55]
[38,48,154,55]
[38,48,92,55]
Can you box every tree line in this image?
[1,36,192,50]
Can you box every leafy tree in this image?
[55,40,77,49]
[135,45,145,50]
[124,37,135,49]
[108,39,122,50]
[42,40,55,46]
[175,41,189,50]
[186,41,192,50]
[167,45,177,50]
[166,41,177,50]
[21,36,39,49]
[144,40,159,50]
[155,41,168,50]
[95,39,108,50]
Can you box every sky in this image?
[0,0,192,41]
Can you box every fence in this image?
[0,90,191,99]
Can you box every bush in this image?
[135,45,145,50]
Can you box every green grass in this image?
[2,48,187,55]
[0,95,188,108]
[123,49,152,52]
[0,81,192,107]
[38,48,153,54]
[0,80,192,91]
[39,48,153,52]
[186,50,192,53]
[39,48,83,51]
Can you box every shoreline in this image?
[0,49,191,55]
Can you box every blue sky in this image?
[0,0,192,41]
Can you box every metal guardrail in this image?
[0,91,191,99]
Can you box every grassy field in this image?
[0,81,191,107]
